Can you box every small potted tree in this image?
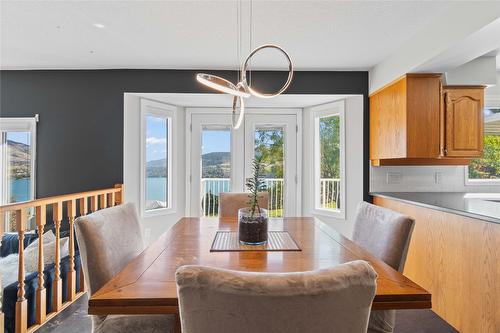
[239,156,268,245]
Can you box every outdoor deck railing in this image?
[201,178,340,217]
[320,178,341,209]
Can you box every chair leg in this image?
[174,313,181,333]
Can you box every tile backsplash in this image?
[370,165,500,193]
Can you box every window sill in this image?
[141,207,176,218]
[312,208,346,220]
[465,179,500,186]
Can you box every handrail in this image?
[0,185,123,212]
[0,183,123,333]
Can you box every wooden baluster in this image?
[51,202,62,312]
[78,198,88,292]
[114,184,123,205]
[67,200,77,301]
[35,205,46,324]
[79,197,88,216]
[108,192,116,207]
[99,193,107,209]
[15,209,28,333]
[0,212,4,333]
[90,196,98,213]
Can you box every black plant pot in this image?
[238,208,268,245]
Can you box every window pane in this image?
[145,116,168,210]
[5,131,32,203]
[255,127,284,218]
[319,115,341,210]
[1,131,33,232]
[468,108,500,180]
[201,127,231,217]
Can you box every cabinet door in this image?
[444,88,484,157]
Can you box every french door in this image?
[188,110,300,218]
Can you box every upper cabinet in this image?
[370,74,485,166]
[443,86,484,157]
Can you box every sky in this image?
[146,116,167,162]
[202,129,230,154]
[6,132,30,145]
[147,119,231,162]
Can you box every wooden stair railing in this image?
[0,184,124,333]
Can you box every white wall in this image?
[486,71,500,106]
[370,165,500,193]
[302,96,364,238]
[123,94,186,244]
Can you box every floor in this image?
[36,294,458,333]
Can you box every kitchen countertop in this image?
[371,192,500,224]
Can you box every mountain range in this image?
[6,140,31,179]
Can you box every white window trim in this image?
[464,101,500,186]
[310,101,346,219]
[0,116,37,205]
[140,99,176,218]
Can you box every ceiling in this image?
[0,1,457,70]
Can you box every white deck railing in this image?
[201,178,340,217]
[320,178,341,209]
[201,178,230,217]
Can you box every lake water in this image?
[146,177,167,201]
[11,177,229,203]
[10,178,31,202]
[10,178,169,203]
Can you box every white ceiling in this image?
[132,93,351,108]
[0,1,457,70]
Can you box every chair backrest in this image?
[176,261,377,333]
[75,202,144,295]
[352,201,415,272]
[219,192,269,218]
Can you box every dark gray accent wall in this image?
[0,70,369,200]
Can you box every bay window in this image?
[312,101,345,218]
[140,99,175,217]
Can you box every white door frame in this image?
[185,107,302,217]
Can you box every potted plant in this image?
[239,155,268,245]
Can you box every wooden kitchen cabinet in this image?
[370,73,485,166]
[442,86,484,157]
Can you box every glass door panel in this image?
[189,114,244,217]
[245,114,298,217]
[254,127,285,217]
[201,127,231,216]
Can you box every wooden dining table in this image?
[89,217,431,318]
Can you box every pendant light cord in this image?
[236,0,241,84]
[249,0,253,88]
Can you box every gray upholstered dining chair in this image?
[352,201,415,333]
[176,260,378,333]
[219,192,269,217]
[75,202,175,333]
